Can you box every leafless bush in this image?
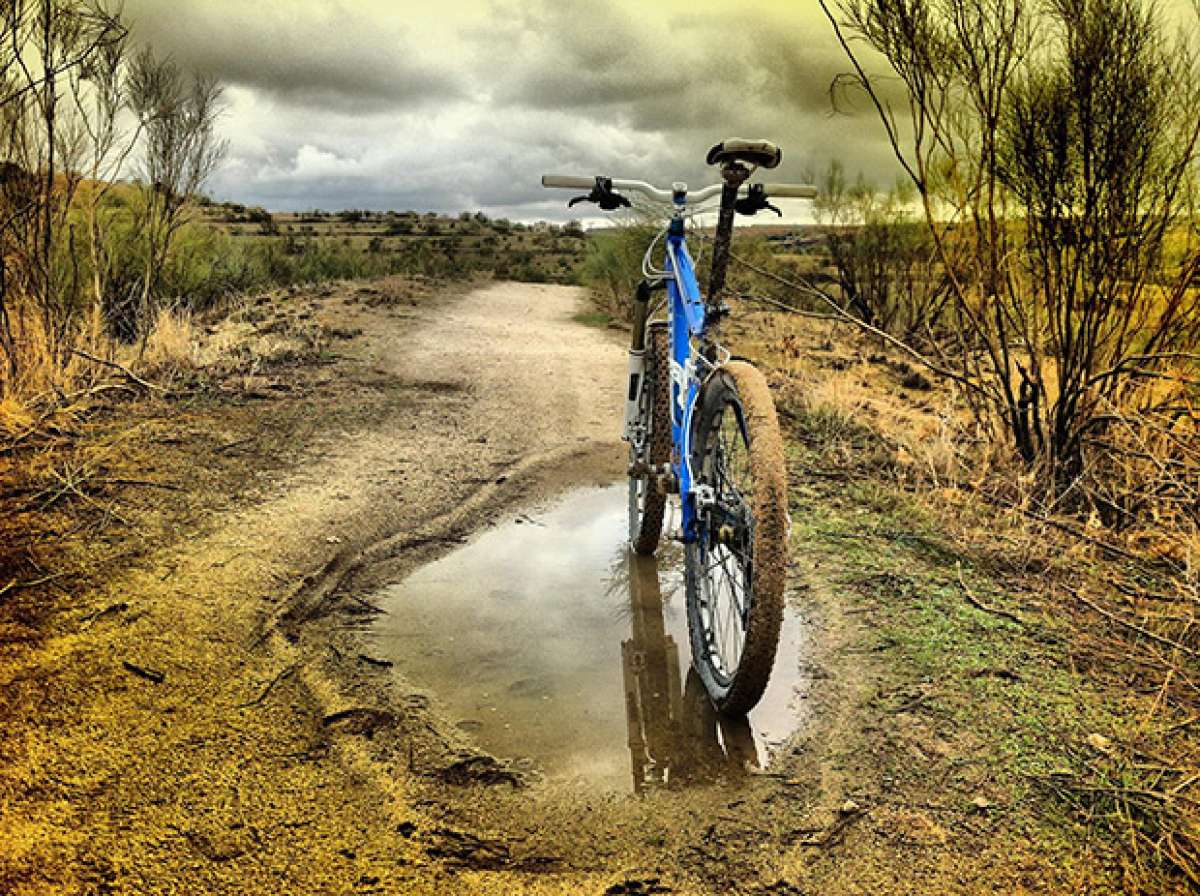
[74,22,139,337]
[0,0,126,391]
[813,159,951,341]
[123,47,226,342]
[822,0,1200,524]
[0,2,226,408]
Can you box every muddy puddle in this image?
[368,484,808,793]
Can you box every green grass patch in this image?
[787,455,1133,875]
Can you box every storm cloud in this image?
[121,0,906,220]
[123,1,463,110]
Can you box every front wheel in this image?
[628,325,670,554]
[685,361,788,715]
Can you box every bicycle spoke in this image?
[720,550,745,654]
[703,542,746,675]
[693,387,760,684]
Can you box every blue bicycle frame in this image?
[546,153,814,713]
[662,215,708,544]
[543,168,812,549]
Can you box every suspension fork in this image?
[630,279,651,353]
[624,279,663,444]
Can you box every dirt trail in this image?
[1,281,637,895]
[391,280,617,457]
[3,278,1123,895]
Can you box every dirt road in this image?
[3,278,1130,896]
[3,281,643,895]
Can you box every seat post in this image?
[705,162,749,310]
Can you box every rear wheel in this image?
[629,325,671,555]
[685,361,788,715]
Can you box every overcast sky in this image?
[119,0,904,221]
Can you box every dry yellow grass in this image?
[0,305,114,443]
[140,308,200,377]
[752,309,978,488]
[0,395,37,440]
[725,303,1199,618]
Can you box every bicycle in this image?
[543,139,817,714]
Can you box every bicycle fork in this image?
[625,280,677,496]
[623,280,653,445]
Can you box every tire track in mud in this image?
[239,282,631,888]
[259,438,621,640]
[252,279,628,641]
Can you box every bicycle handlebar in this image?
[541,175,817,204]
[542,175,675,202]
[761,183,819,199]
[542,175,604,190]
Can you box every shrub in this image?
[832,0,1200,519]
[578,222,659,322]
[814,160,950,341]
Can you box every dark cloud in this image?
[472,1,693,110]
[125,0,909,218]
[472,2,879,127]
[122,0,463,112]
[457,0,905,199]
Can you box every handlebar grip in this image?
[542,175,596,190]
[761,183,819,199]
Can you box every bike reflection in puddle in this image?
[619,551,758,794]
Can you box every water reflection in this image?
[621,551,759,793]
[370,484,801,793]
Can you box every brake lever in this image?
[566,176,631,211]
[734,183,781,217]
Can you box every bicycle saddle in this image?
[706,139,782,169]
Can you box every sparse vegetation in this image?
[0,1,236,405]
[813,160,950,341]
[5,1,1200,893]
[822,0,1200,529]
[581,219,698,322]
[0,4,584,424]
[197,203,585,289]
